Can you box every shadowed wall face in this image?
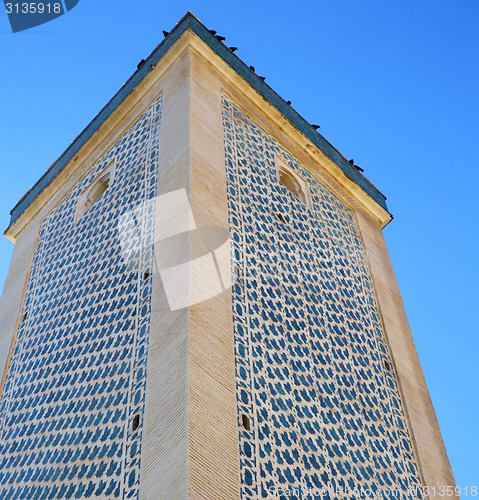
[0,95,162,500]
[222,94,424,499]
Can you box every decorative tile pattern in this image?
[0,94,162,499]
[222,94,424,499]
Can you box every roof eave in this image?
[7,11,390,233]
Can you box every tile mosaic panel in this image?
[0,94,162,499]
[222,93,424,500]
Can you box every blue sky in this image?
[1,0,477,489]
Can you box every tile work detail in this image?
[222,94,424,499]
[0,94,162,499]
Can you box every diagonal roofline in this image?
[7,11,388,230]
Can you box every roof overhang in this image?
[6,11,391,238]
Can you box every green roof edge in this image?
[8,11,389,229]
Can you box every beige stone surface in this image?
[0,25,456,499]
[356,210,458,498]
[187,47,241,500]
[186,30,456,496]
[189,30,456,494]
[0,222,38,395]
[139,47,191,500]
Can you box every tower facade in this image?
[0,13,456,500]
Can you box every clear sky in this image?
[1,0,477,490]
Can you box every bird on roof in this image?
[349,159,364,172]
[163,30,169,37]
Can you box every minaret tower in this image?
[0,12,456,500]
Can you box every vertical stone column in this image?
[357,210,457,498]
[186,46,241,500]
[139,48,191,500]
[0,224,38,393]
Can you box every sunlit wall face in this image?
[222,94,423,499]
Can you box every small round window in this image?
[78,171,111,220]
[279,167,306,205]
[277,161,310,208]
[85,173,110,211]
